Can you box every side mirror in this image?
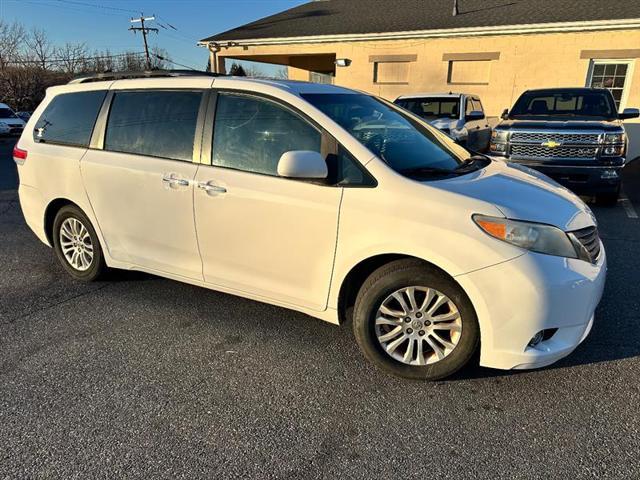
[466,110,485,121]
[501,108,509,120]
[620,108,640,120]
[277,151,328,179]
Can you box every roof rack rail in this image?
[68,69,223,84]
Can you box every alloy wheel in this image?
[59,217,94,272]
[374,286,462,366]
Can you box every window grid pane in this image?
[590,62,630,110]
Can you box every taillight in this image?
[13,145,27,165]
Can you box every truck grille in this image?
[511,144,599,160]
[510,132,601,144]
[570,226,601,263]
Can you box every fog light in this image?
[601,169,619,179]
[528,331,544,348]
[602,145,625,157]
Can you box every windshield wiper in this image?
[454,155,489,172]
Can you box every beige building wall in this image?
[215,28,640,159]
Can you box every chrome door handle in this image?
[197,181,227,194]
[162,174,190,187]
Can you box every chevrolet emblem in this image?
[541,140,562,148]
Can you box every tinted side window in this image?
[472,99,484,113]
[465,99,474,115]
[212,93,321,176]
[105,90,202,161]
[34,90,107,147]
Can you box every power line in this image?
[6,51,146,66]
[154,54,198,71]
[51,0,141,14]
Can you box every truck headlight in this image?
[491,130,509,142]
[604,132,626,144]
[473,215,578,258]
[450,127,468,142]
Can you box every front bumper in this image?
[508,159,623,195]
[456,245,606,370]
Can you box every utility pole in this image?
[453,0,459,16]
[129,15,158,70]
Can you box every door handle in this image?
[162,174,190,187]
[197,181,227,194]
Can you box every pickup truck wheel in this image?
[352,259,479,380]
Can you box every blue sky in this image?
[1,0,306,72]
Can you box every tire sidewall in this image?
[353,262,479,380]
[52,205,105,281]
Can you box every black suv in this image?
[490,88,639,204]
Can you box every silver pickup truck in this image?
[394,93,499,152]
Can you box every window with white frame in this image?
[587,60,633,111]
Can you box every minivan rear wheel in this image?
[352,259,479,380]
[52,205,106,281]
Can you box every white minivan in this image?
[14,72,606,380]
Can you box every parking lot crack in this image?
[0,283,112,326]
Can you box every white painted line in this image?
[620,193,638,219]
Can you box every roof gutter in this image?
[199,18,640,47]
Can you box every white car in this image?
[14,72,606,380]
[0,103,26,135]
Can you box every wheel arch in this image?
[336,253,460,325]
[44,198,82,246]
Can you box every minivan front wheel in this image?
[52,205,106,281]
[353,259,479,380]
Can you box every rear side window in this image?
[34,90,107,147]
[212,93,321,176]
[105,90,202,161]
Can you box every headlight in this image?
[604,132,626,144]
[491,130,509,142]
[473,215,578,258]
[450,127,468,141]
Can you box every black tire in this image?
[595,188,620,207]
[52,205,107,282]
[352,259,479,380]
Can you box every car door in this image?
[464,97,482,151]
[472,98,492,152]
[193,91,342,311]
[81,85,209,280]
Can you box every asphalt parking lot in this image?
[1,136,639,479]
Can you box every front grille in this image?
[510,132,601,144]
[570,226,601,263]
[511,144,598,160]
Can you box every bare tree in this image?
[273,67,289,80]
[54,42,88,74]
[0,20,27,69]
[26,28,53,70]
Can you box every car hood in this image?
[497,118,622,131]
[428,118,457,130]
[428,160,596,231]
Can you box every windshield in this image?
[0,108,18,119]
[395,97,460,120]
[510,91,617,119]
[302,93,471,174]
